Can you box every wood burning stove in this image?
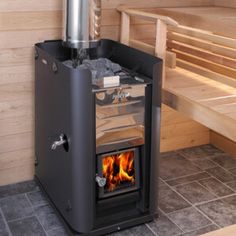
[35,39,162,235]
[35,2,162,235]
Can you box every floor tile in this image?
[160,151,178,158]
[27,191,48,207]
[178,145,223,160]
[47,227,68,236]
[226,181,236,191]
[109,224,155,236]
[148,214,182,236]
[0,181,39,199]
[229,168,236,175]
[181,224,219,236]
[0,210,9,236]
[221,194,236,206]
[167,207,211,232]
[197,199,236,227]
[198,178,234,197]
[8,216,46,236]
[206,167,236,183]
[34,204,63,231]
[160,153,201,180]
[191,159,217,170]
[211,154,236,170]
[0,194,34,221]
[167,172,210,186]
[159,183,190,213]
[174,182,216,204]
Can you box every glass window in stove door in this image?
[102,150,135,193]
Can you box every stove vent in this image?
[63,0,101,49]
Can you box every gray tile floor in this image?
[1,145,236,235]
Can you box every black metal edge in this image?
[149,62,163,214]
[35,175,157,236]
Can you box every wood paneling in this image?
[214,0,236,8]
[0,82,33,102]
[0,48,33,67]
[0,162,34,186]
[0,11,62,31]
[0,65,33,85]
[0,149,34,170]
[0,100,33,120]
[0,0,212,186]
[0,0,62,12]
[0,132,33,154]
[0,0,213,12]
[0,30,61,49]
[0,117,33,137]
[161,130,209,152]
[210,131,236,156]
[160,105,209,152]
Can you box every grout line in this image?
[228,167,236,172]
[165,149,236,192]
[200,165,236,193]
[179,223,219,235]
[191,180,219,199]
[165,207,193,233]
[206,162,236,175]
[7,215,36,224]
[162,180,222,230]
[168,176,212,188]
[0,207,12,236]
[25,193,49,235]
[195,192,236,206]
[176,149,224,161]
[26,194,65,235]
[0,187,40,202]
[155,209,184,236]
[145,223,159,236]
[197,176,236,196]
[45,227,67,236]
[160,171,205,182]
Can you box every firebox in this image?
[97,148,140,198]
[35,39,162,235]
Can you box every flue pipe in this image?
[63,0,101,49]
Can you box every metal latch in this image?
[51,134,67,150]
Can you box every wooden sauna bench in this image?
[117,6,236,142]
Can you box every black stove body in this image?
[35,39,162,235]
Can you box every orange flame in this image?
[102,151,135,192]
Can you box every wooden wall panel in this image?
[214,0,236,8]
[0,0,212,186]
[0,11,62,31]
[0,0,214,12]
[0,65,33,85]
[0,30,62,49]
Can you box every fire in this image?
[102,151,135,192]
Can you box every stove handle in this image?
[51,134,67,150]
[95,175,106,188]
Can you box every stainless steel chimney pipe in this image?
[63,0,101,49]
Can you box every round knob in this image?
[95,175,106,188]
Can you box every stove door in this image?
[97,148,140,199]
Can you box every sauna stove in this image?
[35,0,162,235]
